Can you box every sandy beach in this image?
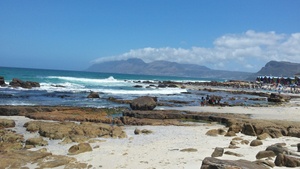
[2,99,300,169]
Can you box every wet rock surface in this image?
[9,78,40,89]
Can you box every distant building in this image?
[256,75,299,85]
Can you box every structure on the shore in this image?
[256,75,299,85]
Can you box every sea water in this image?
[0,67,222,108]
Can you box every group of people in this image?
[200,95,221,106]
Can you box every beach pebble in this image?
[250,139,263,146]
[211,147,224,157]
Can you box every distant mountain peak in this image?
[255,60,300,77]
[87,58,251,80]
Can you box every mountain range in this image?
[87,58,300,80]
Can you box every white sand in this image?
[2,114,300,169]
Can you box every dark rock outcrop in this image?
[200,157,269,169]
[9,78,40,89]
[268,93,291,102]
[0,76,5,86]
[87,91,100,98]
[275,154,300,167]
[130,96,157,110]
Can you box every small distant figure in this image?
[278,84,283,94]
[206,95,210,101]
[200,97,205,106]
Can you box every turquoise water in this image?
[0,67,267,107]
[0,67,223,107]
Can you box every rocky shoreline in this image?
[1,102,300,168]
[1,80,300,168]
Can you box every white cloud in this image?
[93,30,300,72]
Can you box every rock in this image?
[133,85,143,88]
[200,157,269,169]
[225,131,236,137]
[228,124,242,133]
[232,137,243,141]
[87,91,100,98]
[224,151,244,157]
[262,127,283,138]
[0,149,87,168]
[24,121,127,140]
[134,128,141,135]
[230,140,239,146]
[268,93,290,102]
[26,137,48,147]
[180,148,197,152]
[241,140,250,145]
[211,147,224,157]
[250,139,263,147]
[0,129,24,152]
[256,150,276,159]
[266,144,290,155]
[0,76,5,86]
[68,143,92,155]
[298,143,300,152]
[242,123,256,136]
[141,129,153,134]
[9,78,40,89]
[0,119,15,129]
[130,96,157,110]
[275,154,300,167]
[257,133,271,140]
[288,127,300,138]
[256,159,275,168]
[206,128,226,136]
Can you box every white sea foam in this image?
[47,76,122,84]
[100,88,187,95]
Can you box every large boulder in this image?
[130,96,157,110]
[200,157,269,169]
[275,154,300,167]
[9,78,40,89]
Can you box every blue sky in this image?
[0,1,300,72]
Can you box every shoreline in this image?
[1,83,300,168]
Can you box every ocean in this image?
[0,67,267,108]
[0,67,224,108]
